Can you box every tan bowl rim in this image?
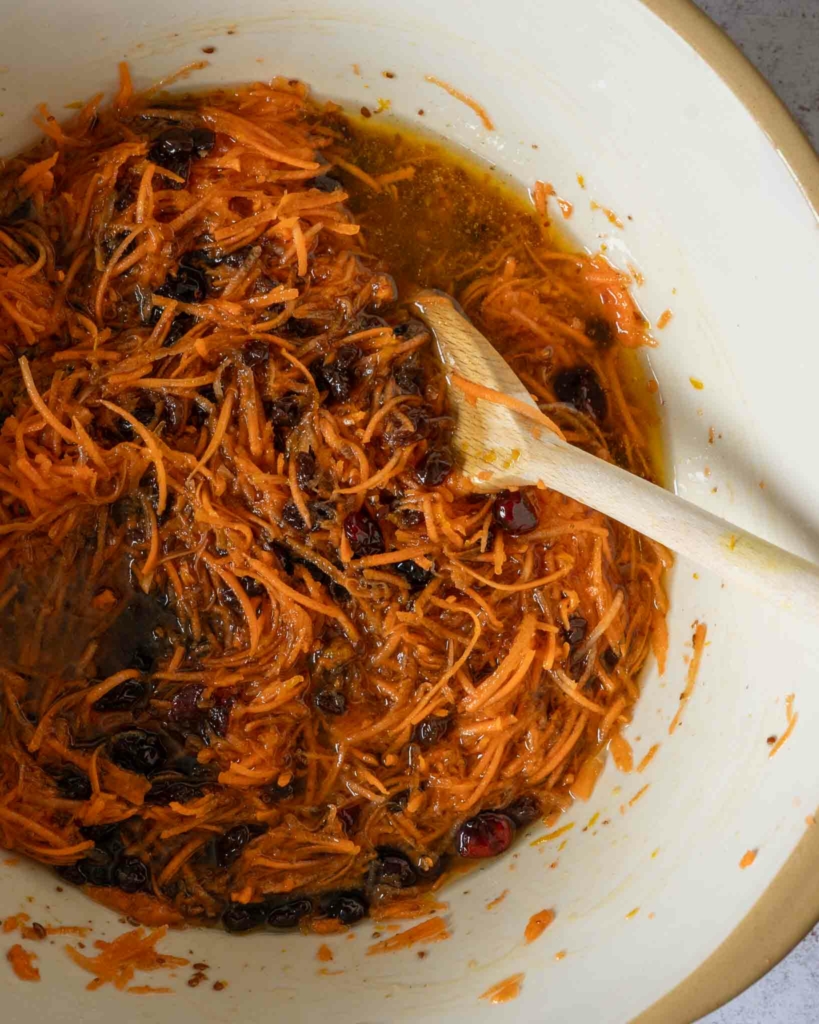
[634,1,819,1021]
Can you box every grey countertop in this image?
[690,2,819,1022]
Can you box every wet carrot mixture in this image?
[0,65,666,933]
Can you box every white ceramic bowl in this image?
[1,2,818,1021]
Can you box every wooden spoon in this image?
[414,289,819,619]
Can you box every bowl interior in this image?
[1,2,819,1022]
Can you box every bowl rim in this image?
[634,3,819,1020]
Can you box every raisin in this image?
[585,315,614,347]
[145,777,204,806]
[56,863,87,886]
[414,714,450,747]
[282,501,306,531]
[53,768,92,801]
[314,688,346,716]
[319,890,368,925]
[215,824,267,869]
[392,320,426,341]
[115,857,150,893]
[161,309,195,346]
[343,508,384,557]
[156,264,207,304]
[492,491,538,534]
[601,647,620,671]
[310,174,343,193]
[336,804,360,833]
[504,795,541,828]
[92,678,147,712]
[295,451,315,490]
[369,851,417,889]
[243,341,269,367]
[553,366,607,420]
[399,508,424,528]
[384,404,431,448]
[282,317,319,338]
[267,897,313,929]
[394,559,433,591]
[190,127,216,157]
[108,730,167,775]
[222,901,268,934]
[148,127,194,186]
[563,615,587,647]
[415,448,452,487]
[264,393,302,426]
[239,575,265,598]
[261,778,298,804]
[455,812,515,858]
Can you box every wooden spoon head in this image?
[413,289,548,491]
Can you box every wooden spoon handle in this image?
[525,431,819,618]
[414,289,819,619]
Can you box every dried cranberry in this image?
[92,678,147,712]
[455,811,515,858]
[243,340,270,367]
[295,451,315,490]
[208,692,234,737]
[320,890,368,925]
[585,315,614,348]
[492,490,538,534]
[267,897,313,929]
[156,264,207,304]
[169,685,205,731]
[344,509,384,557]
[115,857,150,893]
[53,768,92,801]
[394,559,433,591]
[563,615,587,646]
[310,174,343,193]
[504,795,542,828]
[215,824,267,869]
[108,730,167,775]
[314,688,346,715]
[264,393,302,426]
[415,448,452,487]
[222,901,268,933]
[553,366,607,420]
[414,713,450,747]
[369,851,417,889]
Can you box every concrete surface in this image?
[691,4,819,1022]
